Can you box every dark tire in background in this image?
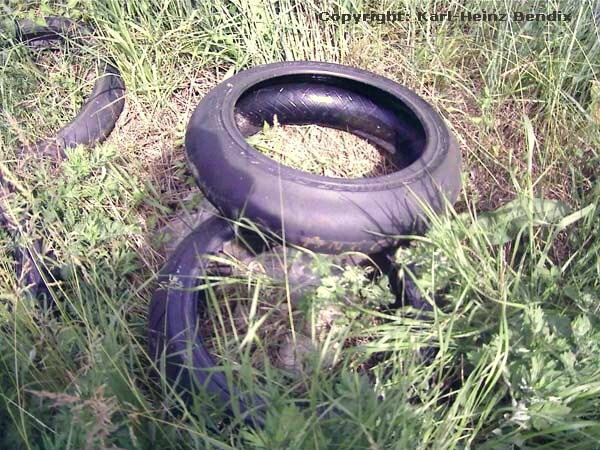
[9,16,126,156]
[186,61,461,254]
[1,16,125,298]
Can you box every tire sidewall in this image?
[186,61,461,253]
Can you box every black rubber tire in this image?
[148,215,268,427]
[148,212,391,427]
[0,15,126,171]
[186,61,461,254]
[1,16,125,298]
[148,213,436,427]
[9,16,126,156]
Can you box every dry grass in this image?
[100,69,220,261]
[344,35,578,214]
[249,123,399,178]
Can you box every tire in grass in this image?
[148,213,360,427]
[148,210,437,427]
[8,16,126,156]
[148,215,268,428]
[0,16,125,299]
[149,213,342,427]
[185,61,461,254]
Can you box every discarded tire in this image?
[149,213,345,426]
[9,16,126,156]
[148,212,434,427]
[148,215,268,427]
[0,16,125,298]
[186,61,461,254]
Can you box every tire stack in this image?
[2,14,461,434]
[0,21,460,426]
[148,61,462,427]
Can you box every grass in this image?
[0,27,102,147]
[247,120,399,178]
[0,0,599,448]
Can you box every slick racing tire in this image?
[148,214,436,427]
[148,214,397,427]
[8,16,125,156]
[185,61,461,254]
[148,215,268,427]
[149,214,341,427]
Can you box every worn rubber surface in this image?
[9,16,126,156]
[0,16,125,298]
[186,61,461,254]
[148,211,437,426]
[148,215,268,427]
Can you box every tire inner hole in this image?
[234,78,427,178]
